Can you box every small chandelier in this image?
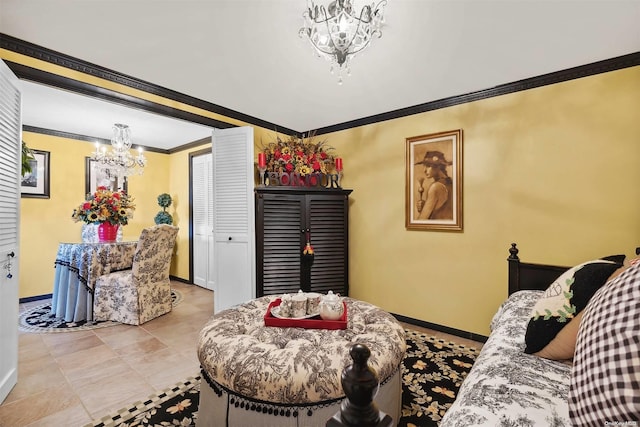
[91,123,146,182]
[299,0,387,84]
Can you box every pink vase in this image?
[97,222,119,242]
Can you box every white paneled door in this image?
[212,127,255,313]
[0,60,21,404]
[192,152,214,290]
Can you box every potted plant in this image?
[21,141,35,176]
[154,193,173,225]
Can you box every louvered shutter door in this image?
[257,194,304,295]
[205,154,214,289]
[0,73,20,253]
[0,60,20,404]
[192,154,211,288]
[212,127,255,312]
[308,194,349,295]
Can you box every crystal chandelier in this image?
[91,123,146,182]
[299,0,387,84]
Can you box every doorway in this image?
[190,149,214,290]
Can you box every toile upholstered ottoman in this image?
[196,296,406,427]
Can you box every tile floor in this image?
[0,282,482,426]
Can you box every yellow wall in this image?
[326,66,640,335]
[19,132,170,298]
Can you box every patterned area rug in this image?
[87,329,479,427]
[18,289,183,333]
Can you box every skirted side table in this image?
[197,296,406,427]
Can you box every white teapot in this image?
[319,291,344,321]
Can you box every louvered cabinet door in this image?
[255,188,352,297]
[306,193,349,296]
[256,193,304,296]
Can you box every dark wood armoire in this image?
[255,187,352,297]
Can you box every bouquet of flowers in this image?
[260,133,337,176]
[72,186,135,225]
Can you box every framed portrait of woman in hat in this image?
[405,129,463,231]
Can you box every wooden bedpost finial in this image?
[340,344,380,425]
[509,243,519,260]
[326,343,393,426]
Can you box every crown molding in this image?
[308,51,640,135]
[1,33,298,135]
[22,125,169,154]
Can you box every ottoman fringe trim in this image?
[200,367,343,418]
[199,363,401,419]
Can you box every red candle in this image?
[335,157,343,171]
[258,153,266,168]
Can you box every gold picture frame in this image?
[405,129,463,231]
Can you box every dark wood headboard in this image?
[507,243,569,295]
[508,243,640,295]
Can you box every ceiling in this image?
[1,0,639,151]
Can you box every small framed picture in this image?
[85,157,128,196]
[405,129,463,231]
[21,149,50,199]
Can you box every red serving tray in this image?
[264,298,347,330]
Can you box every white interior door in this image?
[212,127,255,312]
[0,60,21,404]
[193,153,214,290]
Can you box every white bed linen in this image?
[441,290,572,426]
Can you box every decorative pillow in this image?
[524,255,625,356]
[533,310,583,361]
[568,261,640,424]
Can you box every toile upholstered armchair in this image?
[93,224,179,325]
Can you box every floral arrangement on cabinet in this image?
[259,133,338,176]
[72,186,135,225]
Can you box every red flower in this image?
[112,192,120,200]
[259,133,337,176]
[82,202,92,210]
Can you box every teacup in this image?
[278,294,293,318]
[306,292,322,315]
[291,293,308,318]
